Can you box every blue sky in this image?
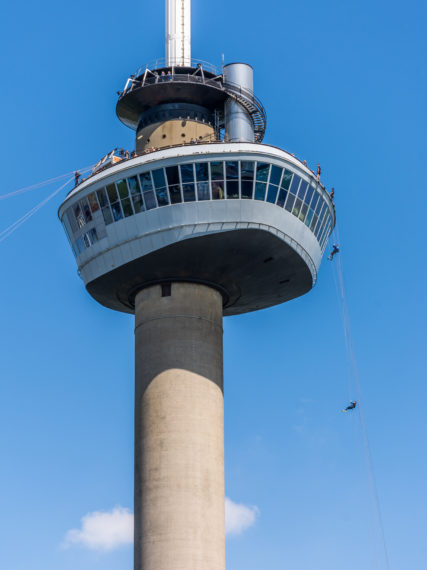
[1,0,426,569]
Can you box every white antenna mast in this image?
[166,0,191,67]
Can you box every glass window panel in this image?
[169,184,182,204]
[277,188,288,207]
[197,181,210,200]
[88,228,98,245]
[139,172,154,191]
[180,163,194,183]
[121,197,133,217]
[152,168,167,189]
[212,181,224,199]
[241,161,254,180]
[97,188,108,208]
[297,181,308,200]
[226,180,239,199]
[82,233,90,248]
[88,192,99,213]
[111,201,123,221]
[67,209,78,233]
[269,165,282,186]
[293,198,302,217]
[117,179,129,199]
[310,193,319,211]
[281,170,293,190]
[102,205,113,225]
[132,194,144,213]
[241,180,253,199]
[183,183,195,202]
[210,161,224,181]
[305,209,314,227]
[143,190,157,210]
[195,162,209,181]
[256,162,270,182]
[310,213,318,231]
[255,182,267,201]
[289,175,301,195]
[315,211,328,238]
[285,192,296,212]
[315,197,324,215]
[155,188,169,206]
[128,176,141,197]
[299,202,308,221]
[304,185,314,206]
[106,183,118,204]
[75,237,84,254]
[165,166,180,186]
[80,198,92,223]
[266,184,279,204]
[226,161,239,180]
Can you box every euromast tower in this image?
[58,1,335,568]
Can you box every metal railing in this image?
[133,58,219,78]
[120,70,267,142]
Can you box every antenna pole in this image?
[166,0,191,67]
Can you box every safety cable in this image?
[331,226,391,570]
[0,177,74,244]
[0,165,93,201]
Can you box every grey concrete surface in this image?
[134,282,225,570]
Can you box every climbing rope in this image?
[0,177,74,244]
[331,226,391,570]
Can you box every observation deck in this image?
[59,142,335,316]
[116,59,267,142]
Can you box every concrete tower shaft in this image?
[134,283,225,570]
[166,0,191,66]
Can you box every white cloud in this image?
[225,497,259,536]
[63,506,133,551]
[64,498,258,552]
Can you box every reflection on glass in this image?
[289,175,301,195]
[152,168,167,189]
[197,181,210,200]
[122,197,133,217]
[226,161,239,179]
[106,183,118,204]
[297,181,308,201]
[300,202,308,222]
[111,201,123,221]
[88,193,99,213]
[139,172,153,191]
[156,188,169,207]
[180,163,194,183]
[117,180,129,200]
[266,185,279,204]
[67,210,78,233]
[169,184,182,204]
[269,165,282,186]
[143,190,157,210]
[285,192,296,212]
[241,161,254,199]
[281,170,293,190]
[305,209,314,227]
[97,188,108,208]
[132,195,144,213]
[183,183,196,202]
[277,187,288,207]
[255,182,267,201]
[293,198,302,217]
[256,163,270,182]
[81,199,92,223]
[102,205,113,225]
[304,185,314,206]
[210,161,224,180]
[195,162,209,181]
